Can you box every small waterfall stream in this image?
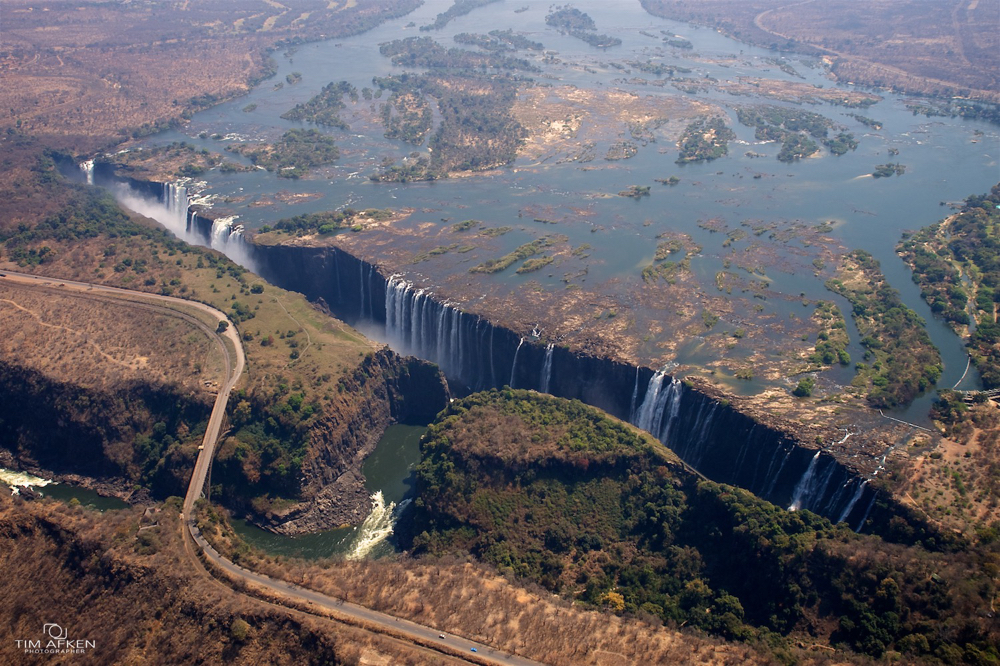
[540,343,555,393]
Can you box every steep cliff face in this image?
[0,360,210,499]
[245,350,449,535]
[250,241,885,527]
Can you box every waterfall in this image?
[788,451,822,511]
[489,327,497,388]
[346,491,398,560]
[540,343,555,393]
[855,491,877,533]
[359,261,366,319]
[629,367,640,418]
[632,370,666,430]
[79,160,95,185]
[764,449,792,498]
[510,337,525,388]
[835,480,867,523]
[631,371,683,444]
[210,216,238,250]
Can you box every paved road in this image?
[0,270,245,519]
[190,527,541,666]
[1,270,544,666]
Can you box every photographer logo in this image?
[15,622,95,655]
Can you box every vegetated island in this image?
[281,81,358,130]
[408,389,997,660]
[872,163,906,178]
[675,116,734,163]
[825,250,942,408]
[737,106,857,162]
[367,38,531,181]
[226,129,339,179]
[420,0,502,31]
[454,29,544,52]
[898,184,1000,389]
[545,7,622,48]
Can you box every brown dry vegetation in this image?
[0,202,378,399]
[0,0,422,151]
[198,503,780,666]
[641,0,1000,103]
[0,495,462,666]
[894,402,1000,537]
[0,281,220,392]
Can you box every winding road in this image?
[0,269,542,666]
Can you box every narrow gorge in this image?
[96,171,894,531]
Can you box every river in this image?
[231,424,426,559]
[123,0,997,424]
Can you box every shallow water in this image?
[0,468,130,512]
[134,0,998,421]
[230,424,425,559]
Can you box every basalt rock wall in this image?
[249,241,880,527]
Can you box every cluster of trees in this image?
[370,66,527,178]
[410,389,999,658]
[826,250,942,408]
[213,385,319,509]
[809,300,851,367]
[379,36,539,73]
[226,129,339,179]
[380,89,433,145]
[454,29,543,52]
[420,0,501,31]
[469,235,563,274]
[737,106,851,162]
[263,208,392,236]
[900,185,1000,387]
[676,116,734,163]
[0,185,178,270]
[907,100,1000,126]
[873,162,906,178]
[280,81,357,130]
[545,6,621,48]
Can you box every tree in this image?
[216,320,229,333]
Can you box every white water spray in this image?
[509,337,524,388]
[347,491,397,560]
[788,451,821,511]
[79,160,95,185]
[0,468,53,496]
[540,343,555,393]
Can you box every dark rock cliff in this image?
[251,349,448,535]
[0,360,210,499]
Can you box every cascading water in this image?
[510,337,525,388]
[629,366,641,418]
[79,160,95,186]
[96,175,257,272]
[346,491,399,560]
[631,371,682,443]
[359,262,367,320]
[788,451,822,511]
[540,343,555,393]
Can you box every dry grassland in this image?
[200,511,775,666]
[0,280,221,392]
[0,0,421,150]
[642,0,999,102]
[0,495,461,666]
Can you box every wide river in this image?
[138,0,999,424]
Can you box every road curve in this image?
[0,270,545,666]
